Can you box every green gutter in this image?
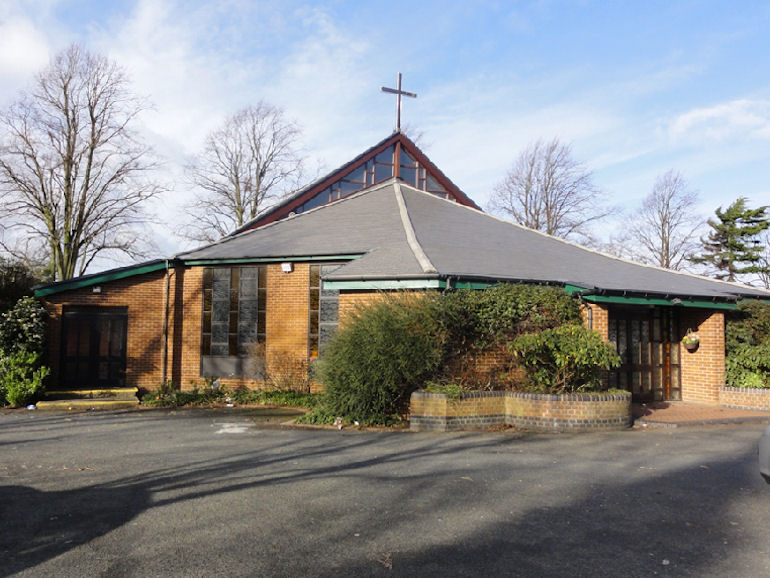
[35,255,364,297]
[564,284,738,310]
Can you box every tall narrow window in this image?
[202,265,267,377]
[309,264,339,358]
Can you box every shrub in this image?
[0,296,47,356]
[725,341,770,388]
[0,350,50,406]
[725,300,770,388]
[0,297,50,406]
[318,293,443,425]
[422,380,465,400]
[510,324,620,394]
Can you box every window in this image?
[309,265,339,358]
[201,266,267,377]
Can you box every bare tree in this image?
[184,103,306,242]
[625,170,703,270]
[0,44,162,281]
[488,138,611,241]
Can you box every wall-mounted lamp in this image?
[92,286,102,294]
[281,262,293,273]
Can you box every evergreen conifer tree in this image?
[690,197,770,282]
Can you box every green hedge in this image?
[313,284,590,425]
[725,300,770,388]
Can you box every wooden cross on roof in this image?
[381,72,417,132]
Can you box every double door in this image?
[61,306,128,388]
[608,307,681,402]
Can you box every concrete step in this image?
[43,387,139,401]
[36,397,140,411]
[35,387,140,411]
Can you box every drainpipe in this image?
[162,260,171,385]
[572,289,597,330]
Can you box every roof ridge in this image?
[393,181,437,274]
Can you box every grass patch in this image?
[142,382,321,409]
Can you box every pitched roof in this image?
[177,180,770,302]
[230,131,481,234]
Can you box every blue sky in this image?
[1,0,769,267]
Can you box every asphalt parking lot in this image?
[1,408,769,577]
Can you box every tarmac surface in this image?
[2,407,770,577]
[632,401,770,427]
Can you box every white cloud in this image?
[0,16,51,102]
[670,99,770,143]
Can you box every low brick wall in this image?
[410,390,632,432]
[719,387,770,411]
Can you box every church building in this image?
[35,130,770,405]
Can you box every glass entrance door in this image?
[61,307,128,389]
[608,307,680,402]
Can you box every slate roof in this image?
[177,179,770,302]
[230,131,481,234]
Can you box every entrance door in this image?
[61,306,128,388]
[607,307,681,402]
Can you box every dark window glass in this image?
[309,264,340,359]
[400,166,417,185]
[374,162,393,182]
[375,146,394,164]
[345,165,366,183]
[340,179,363,196]
[301,188,330,212]
[426,174,445,192]
[202,266,267,361]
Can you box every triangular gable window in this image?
[294,142,450,214]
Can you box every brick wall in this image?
[679,309,725,404]
[168,266,203,388]
[719,387,770,410]
[265,262,310,383]
[583,303,609,339]
[42,262,318,393]
[43,269,169,390]
[410,390,632,432]
[338,291,386,325]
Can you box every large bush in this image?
[725,300,770,388]
[314,284,587,425]
[318,294,444,425]
[510,324,620,394]
[0,297,49,406]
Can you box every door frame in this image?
[607,306,681,402]
[60,306,128,389]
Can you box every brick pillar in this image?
[582,303,609,339]
[265,263,310,375]
[679,309,725,404]
[170,266,203,388]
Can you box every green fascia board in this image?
[182,255,361,266]
[564,284,738,309]
[323,279,443,290]
[34,261,170,297]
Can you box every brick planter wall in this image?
[719,387,770,411]
[410,390,632,432]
